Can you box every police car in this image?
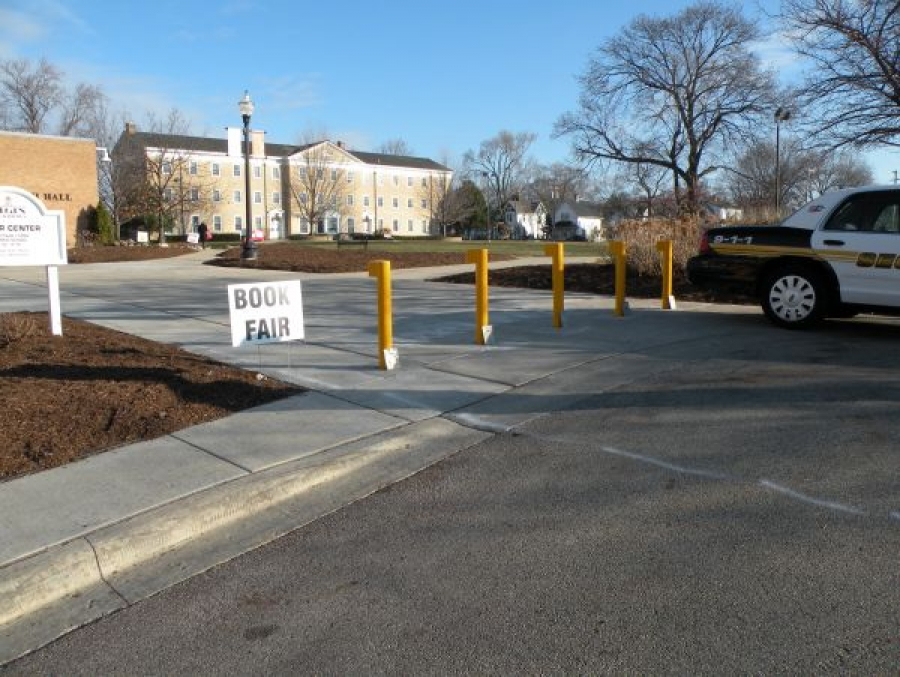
[687,186,900,328]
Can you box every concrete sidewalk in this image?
[0,250,753,663]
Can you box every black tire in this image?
[761,266,827,329]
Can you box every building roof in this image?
[115,130,450,172]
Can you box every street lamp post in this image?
[239,91,257,261]
[774,106,792,219]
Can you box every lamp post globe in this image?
[239,90,257,261]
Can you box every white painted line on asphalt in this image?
[757,480,867,516]
[563,440,888,523]
[600,445,734,481]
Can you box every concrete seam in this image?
[83,536,129,607]
[169,434,254,474]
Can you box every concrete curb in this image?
[0,417,491,665]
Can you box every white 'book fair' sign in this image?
[227,280,305,348]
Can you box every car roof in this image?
[782,184,900,230]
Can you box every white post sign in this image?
[0,186,67,335]
[227,280,305,348]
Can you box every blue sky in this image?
[3,0,899,183]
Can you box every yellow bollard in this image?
[367,260,395,369]
[656,240,675,310]
[609,240,627,317]
[543,242,564,328]
[465,248,491,344]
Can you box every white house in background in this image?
[701,203,743,223]
[503,199,546,238]
[553,201,605,240]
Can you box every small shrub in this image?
[614,219,705,276]
[0,313,40,348]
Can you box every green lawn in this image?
[274,239,609,257]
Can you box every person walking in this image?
[197,222,209,249]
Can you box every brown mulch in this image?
[66,244,198,263]
[436,264,753,304]
[1,243,752,483]
[209,242,515,273]
[0,311,302,482]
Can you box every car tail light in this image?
[698,231,710,254]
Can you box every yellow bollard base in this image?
[383,348,399,370]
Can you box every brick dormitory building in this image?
[112,122,454,241]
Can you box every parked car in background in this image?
[687,186,900,328]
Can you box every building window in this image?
[377,196,383,207]
[212,163,220,176]
[189,161,198,175]
[273,191,281,204]
[422,219,428,233]
[162,161,172,175]
[190,188,199,202]
[421,199,428,208]
[234,190,242,203]
[378,218,383,229]
[392,197,399,208]
[254,165,261,179]
[233,164,241,177]
[191,215,199,228]
[347,195,354,206]
[328,217,338,233]
[407,219,413,232]
[331,169,338,181]
[392,219,399,231]
[363,196,370,207]
[213,189,221,202]
[393,175,399,186]
[235,216,243,230]
[273,166,280,179]
[407,198,413,208]
[347,217,355,231]
[300,193,308,204]
[347,172,354,183]
[407,177,413,187]
[255,216,263,227]
[164,187,173,201]
[213,215,222,231]
[254,191,262,204]
[422,177,427,187]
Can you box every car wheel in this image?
[761,267,826,329]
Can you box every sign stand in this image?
[46,265,62,335]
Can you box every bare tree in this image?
[0,57,63,133]
[783,0,900,148]
[377,138,413,156]
[463,130,536,223]
[724,140,873,219]
[287,141,349,236]
[0,57,106,137]
[112,110,201,243]
[555,1,777,216]
[527,163,586,208]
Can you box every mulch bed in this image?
[0,312,302,481]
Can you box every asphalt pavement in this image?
[1,248,899,671]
